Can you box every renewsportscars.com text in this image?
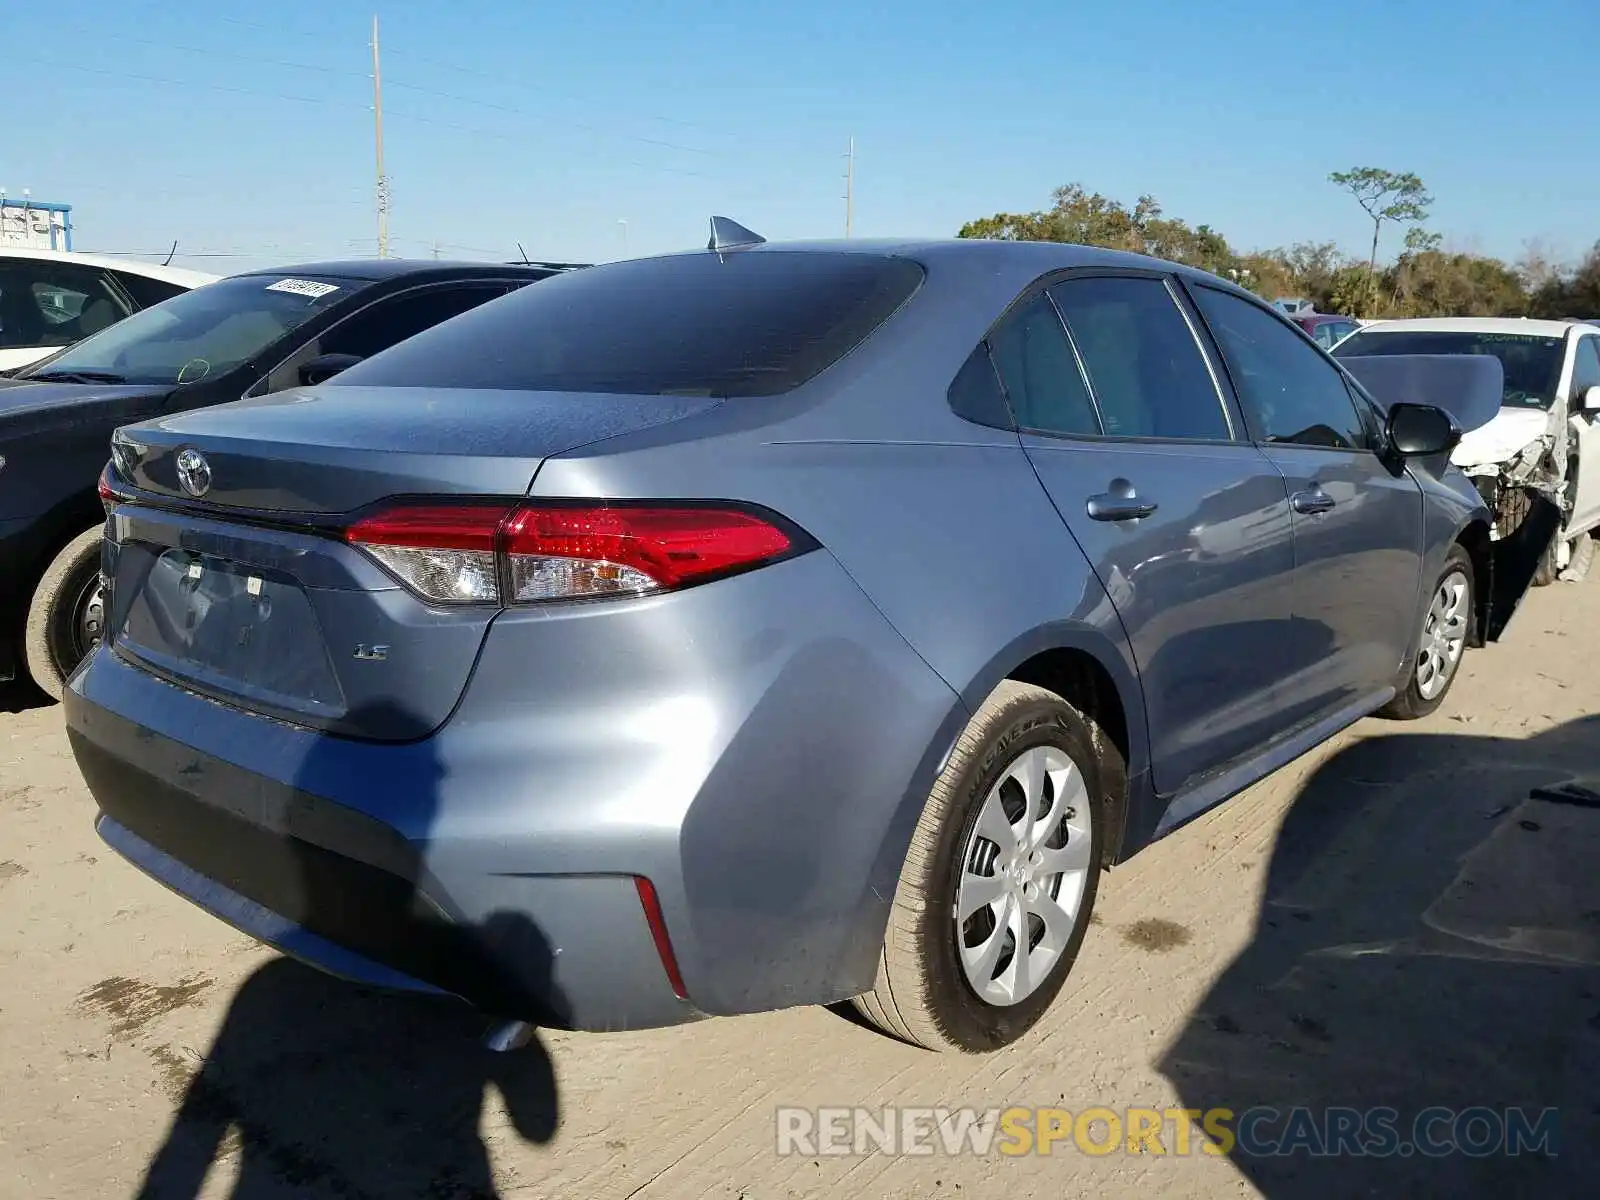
[775,1105,1560,1159]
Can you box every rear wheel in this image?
[1379,543,1474,720]
[23,526,107,702]
[853,681,1105,1052]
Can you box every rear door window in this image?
[987,294,1100,436]
[263,283,512,393]
[112,271,191,311]
[946,344,1014,429]
[331,252,926,396]
[0,259,131,349]
[321,284,511,358]
[1048,276,1232,440]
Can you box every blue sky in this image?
[11,0,1597,273]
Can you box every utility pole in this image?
[371,15,390,259]
[843,137,854,238]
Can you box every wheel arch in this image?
[1454,517,1492,648]
[842,621,1148,1004]
[5,485,104,642]
[908,623,1148,877]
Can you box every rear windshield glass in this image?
[330,251,925,397]
[1334,330,1565,410]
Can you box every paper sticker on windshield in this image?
[265,278,341,299]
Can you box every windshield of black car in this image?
[329,251,926,397]
[21,274,369,387]
[1334,330,1565,409]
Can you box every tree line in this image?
[956,170,1600,321]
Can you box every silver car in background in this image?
[64,226,1540,1052]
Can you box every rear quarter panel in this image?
[527,263,1153,987]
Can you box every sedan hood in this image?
[1451,407,1553,469]
[0,380,174,441]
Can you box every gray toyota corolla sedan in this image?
[64,225,1547,1053]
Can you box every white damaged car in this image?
[1335,317,1600,584]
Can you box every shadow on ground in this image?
[0,680,49,714]
[1159,714,1600,1195]
[138,960,558,1200]
[121,698,564,1200]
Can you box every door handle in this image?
[1291,487,1336,515]
[1087,479,1158,522]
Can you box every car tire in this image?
[1532,529,1563,588]
[852,681,1106,1052]
[1378,542,1475,721]
[1532,457,1581,587]
[23,526,107,702]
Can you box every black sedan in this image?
[0,257,582,698]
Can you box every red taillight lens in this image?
[345,504,510,604]
[98,464,127,510]
[344,499,803,606]
[501,504,795,602]
[345,503,510,551]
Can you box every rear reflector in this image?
[345,499,805,606]
[634,876,689,1000]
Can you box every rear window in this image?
[330,251,925,397]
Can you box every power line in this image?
[58,19,720,160]
[381,46,718,136]
[14,55,369,112]
[15,54,723,182]
[210,11,721,137]
[377,107,715,179]
[52,19,368,81]
[380,79,715,157]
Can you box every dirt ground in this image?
[3,581,1598,1199]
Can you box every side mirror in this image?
[1582,385,1600,413]
[1386,402,1460,457]
[298,352,363,387]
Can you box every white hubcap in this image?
[954,745,1093,1006]
[1416,570,1469,701]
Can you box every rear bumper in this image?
[71,688,692,1029]
[65,550,964,1029]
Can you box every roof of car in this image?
[1352,316,1582,338]
[635,237,1266,300]
[230,258,578,283]
[0,246,219,287]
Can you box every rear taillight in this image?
[345,499,807,606]
[98,464,129,510]
[345,504,507,604]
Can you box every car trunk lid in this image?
[115,385,718,512]
[104,385,722,740]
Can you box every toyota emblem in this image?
[175,448,212,498]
